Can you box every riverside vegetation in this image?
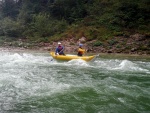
[0,0,149,54]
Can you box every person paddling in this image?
[55,42,65,55]
[77,44,85,56]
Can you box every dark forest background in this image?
[0,0,149,44]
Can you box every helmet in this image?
[79,44,83,47]
[58,42,61,44]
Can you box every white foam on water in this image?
[66,59,89,67]
[113,60,149,72]
[118,98,125,103]
[93,59,149,73]
[13,76,71,98]
[0,51,150,112]
[48,58,93,68]
[0,71,71,104]
[93,59,121,69]
[0,52,52,68]
[0,52,73,102]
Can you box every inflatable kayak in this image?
[50,52,96,61]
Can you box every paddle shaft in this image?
[56,47,65,55]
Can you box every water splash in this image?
[0,51,150,113]
[113,60,149,72]
[66,59,89,66]
[93,59,149,73]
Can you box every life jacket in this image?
[78,48,85,56]
[57,46,63,52]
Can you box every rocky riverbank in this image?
[1,33,150,55]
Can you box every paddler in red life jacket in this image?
[77,44,85,56]
[55,42,65,55]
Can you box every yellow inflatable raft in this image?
[50,52,95,61]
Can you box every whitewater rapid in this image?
[0,51,149,113]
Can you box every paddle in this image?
[56,47,65,55]
[95,54,100,57]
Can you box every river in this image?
[0,51,150,113]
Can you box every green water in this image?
[0,51,150,113]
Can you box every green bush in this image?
[0,18,24,37]
[113,31,124,36]
[93,41,103,47]
[25,14,68,40]
[108,40,118,46]
[138,46,150,51]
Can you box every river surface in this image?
[0,51,150,113]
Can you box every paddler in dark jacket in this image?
[77,44,85,56]
[55,42,65,55]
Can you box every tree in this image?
[0,0,20,19]
[48,0,88,23]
